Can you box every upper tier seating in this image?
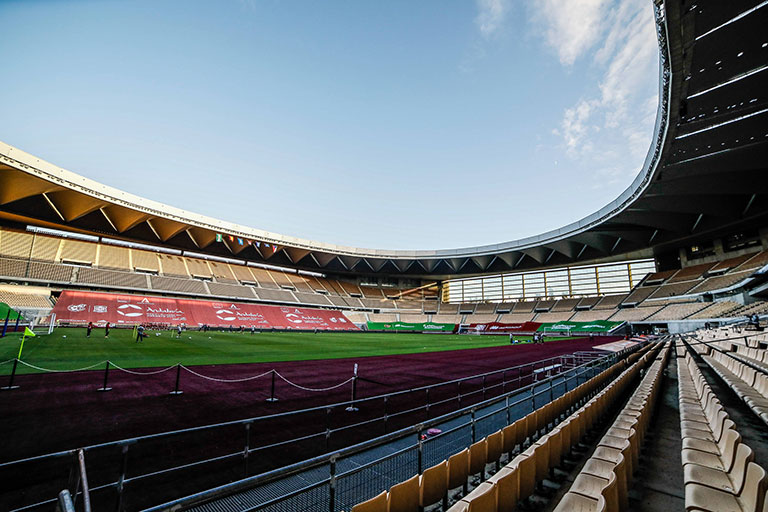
[595,294,629,310]
[609,306,661,322]
[60,240,97,264]
[646,303,709,321]
[668,262,716,282]
[77,267,149,289]
[497,312,535,323]
[534,311,574,323]
[97,244,131,270]
[159,255,189,277]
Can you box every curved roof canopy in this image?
[1,0,767,278]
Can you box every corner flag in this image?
[18,327,36,359]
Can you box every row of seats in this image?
[701,349,768,427]
[348,345,655,512]
[677,347,767,511]
[449,344,663,512]
[352,344,656,512]
[732,346,768,374]
[554,341,670,512]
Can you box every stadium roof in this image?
[1,0,767,278]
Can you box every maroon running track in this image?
[0,335,616,511]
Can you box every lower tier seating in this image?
[677,346,768,511]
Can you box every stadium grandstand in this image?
[1,0,768,511]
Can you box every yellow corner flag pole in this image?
[18,327,36,359]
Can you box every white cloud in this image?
[529,0,609,65]
[560,99,595,152]
[475,0,510,38]
[541,0,659,187]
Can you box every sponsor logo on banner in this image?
[93,305,108,313]
[68,304,87,312]
[139,298,151,304]
[330,317,337,323]
[117,304,143,317]
[286,313,303,324]
[216,309,237,321]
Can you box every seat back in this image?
[350,490,387,512]
[516,452,537,500]
[486,431,503,464]
[468,439,488,476]
[448,449,470,490]
[548,428,563,468]
[465,482,497,512]
[738,462,767,512]
[487,466,518,512]
[718,429,741,472]
[502,422,517,454]
[602,470,619,512]
[419,460,447,507]
[731,443,755,495]
[534,441,550,483]
[387,474,419,512]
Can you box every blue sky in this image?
[1,0,659,250]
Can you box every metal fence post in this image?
[266,370,278,402]
[383,397,388,433]
[425,388,430,418]
[97,361,112,392]
[243,422,251,477]
[1,358,19,390]
[169,364,183,395]
[77,450,92,512]
[329,454,337,512]
[417,426,424,474]
[482,375,486,400]
[115,444,130,512]
[470,408,476,443]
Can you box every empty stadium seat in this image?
[351,490,387,512]
[419,460,448,509]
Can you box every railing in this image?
[0,350,620,511]
[145,346,637,512]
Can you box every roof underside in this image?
[1,0,767,279]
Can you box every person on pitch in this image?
[86,321,93,338]
[105,322,110,338]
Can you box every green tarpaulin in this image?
[366,322,456,332]
[537,320,622,333]
[0,303,21,321]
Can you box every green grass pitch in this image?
[0,327,576,375]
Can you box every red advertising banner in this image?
[464,322,542,333]
[52,291,357,330]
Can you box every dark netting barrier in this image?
[140,348,631,512]
[0,348,627,511]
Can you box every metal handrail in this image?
[2,347,631,512]
[0,351,585,469]
[144,347,633,511]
